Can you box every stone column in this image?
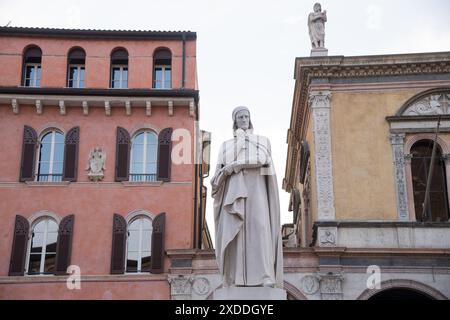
[390,133,409,221]
[168,275,194,300]
[310,91,335,221]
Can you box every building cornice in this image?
[0,87,199,101]
[0,26,196,40]
[0,87,199,117]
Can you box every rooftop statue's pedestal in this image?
[311,47,328,57]
[214,287,287,300]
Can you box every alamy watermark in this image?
[366,265,381,290]
[66,265,81,290]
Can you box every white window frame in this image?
[153,65,171,89]
[23,63,41,87]
[35,130,64,182]
[125,216,153,273]
[26,217,58,275]
[129,131,158,182]
[111,64,128,89]
[68,64,85,88]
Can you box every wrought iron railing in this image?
[129,174,157,182]
[37,174,63,182]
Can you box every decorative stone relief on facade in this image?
[86,147,106,182]
[300,275,320,295]
[318,272,344,300]
[390,133,409,220]
[310,91,335,220]
[168,275,194,300]
[403,94,448,116]
[192,277,211,296]
[318,227,337,247]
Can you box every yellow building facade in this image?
[283,52,450,299]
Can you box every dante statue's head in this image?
[232,106,253,131]
[313,3,321,12]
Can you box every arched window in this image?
[110,48,128,89]
[153,48,171,89]
[67,47,85,88]
[411,140,450,222]
[27,217,58,275]
[126,216,152,273]
[22,46,42,87]
[37,130,65,182]
[130,131,158,182]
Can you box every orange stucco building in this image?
[0,27,211,299]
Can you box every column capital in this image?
[168,274,194,300]
[309,91,332,109]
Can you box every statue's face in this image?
[235,110,250,130]
[314,3,321,12]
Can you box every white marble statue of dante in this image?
[211,106,283,289]
[308,3,327,48]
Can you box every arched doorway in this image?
[368,288,434,300]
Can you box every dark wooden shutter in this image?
[9,215,30,276]
[63,127,79,181]
[19,126,38,182]
[110,214,127,274]
[299,141,310,184]
[115,127,130,182]
[54,215,75,275]
[150,212,166,274]
[157,128,173,182]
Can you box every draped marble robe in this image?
[211,130,283,289]
[308,5,327,48]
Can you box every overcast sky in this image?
[1,0,449,244]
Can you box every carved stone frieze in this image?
[390,133,409,220]
[310,91,335,220]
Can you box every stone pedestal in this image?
[214,287,287,300]
[311,48,328,57]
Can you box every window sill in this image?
[25,181,71,186]
[121,181,163,187]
